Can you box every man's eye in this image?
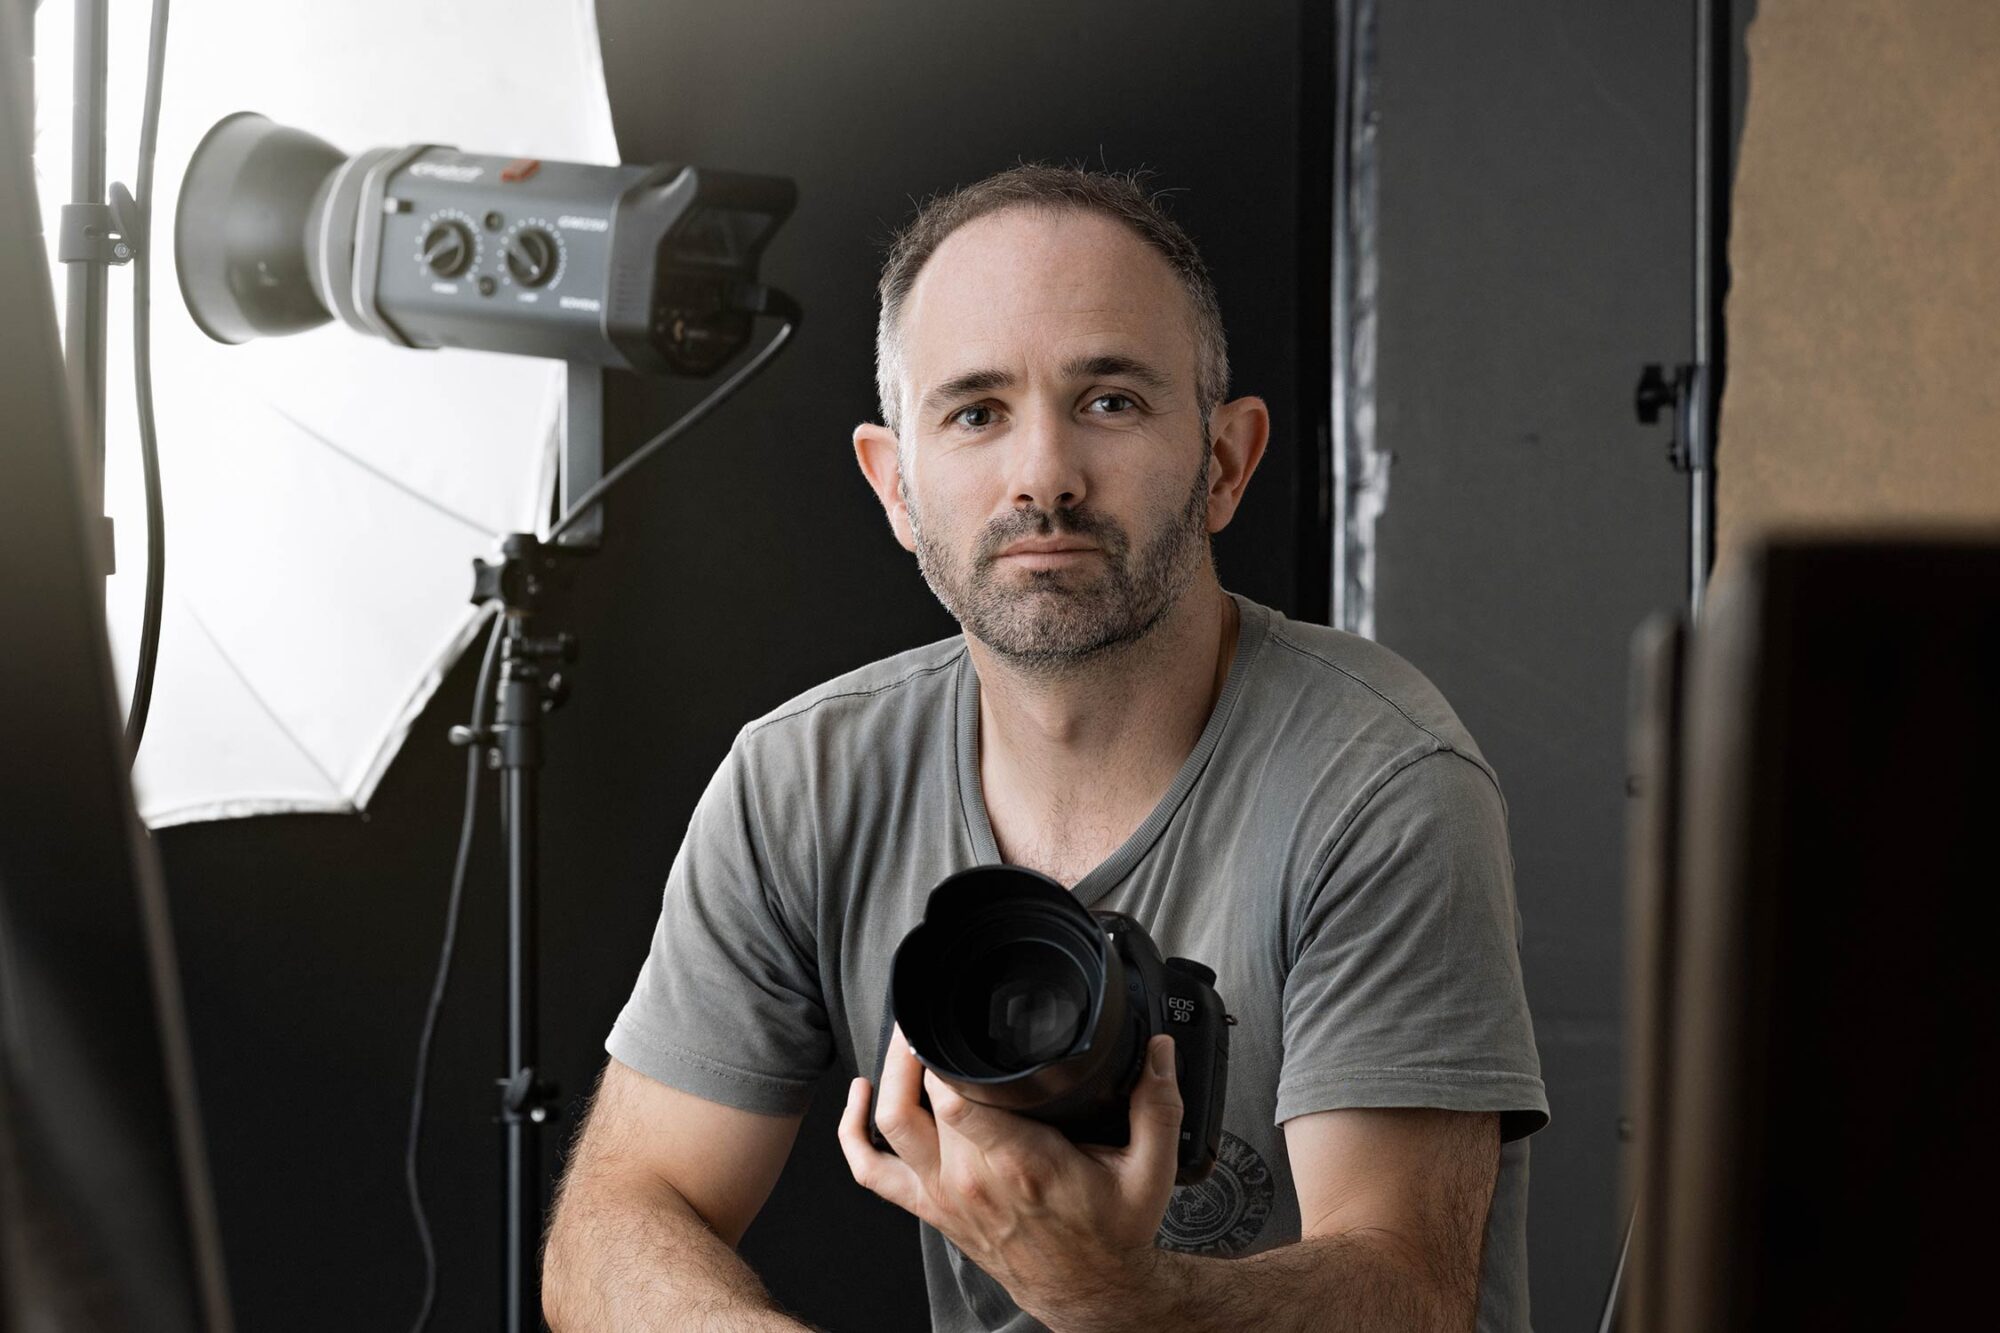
[1087,393,1136,414]
[950,404,997,429]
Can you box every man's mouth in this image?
[994,543,1100,571]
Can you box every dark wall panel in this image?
[1372,4,1692,1330]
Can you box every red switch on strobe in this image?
[500,158,541,183]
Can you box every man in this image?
[543,166,1547,1332]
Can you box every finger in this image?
[1115,1036,1186,1207]
[836,1076,929,1217]
[873,1025,941,1176]
[924,1070,1069,1159]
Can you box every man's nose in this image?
[1008,404,1087,514]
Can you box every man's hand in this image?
[836,1024,1184,1324]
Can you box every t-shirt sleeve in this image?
[1277,748,1549,1141]
[606,730,831,1116]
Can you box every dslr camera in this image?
[871,865,1231,1186]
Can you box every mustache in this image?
[975,506,1126,564]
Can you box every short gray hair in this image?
[873,164,1230,435]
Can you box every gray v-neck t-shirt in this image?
[608,593,1548,1331]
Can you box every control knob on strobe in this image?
[505,228,559,288]
[422,220,475,278]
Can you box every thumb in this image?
[1120,1035,1186,1200]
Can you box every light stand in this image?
[1616,13,1737,1329]
[1635,0,1734,621]
[160,94,798,1327]
[47,0,133,578]
[448,352,604,1329]
[450,533,575,1332]
[39,0,167,760]
[440,318,789,1327]
[61,0,109,549]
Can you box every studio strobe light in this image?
[175,111,794,374]
[172,110,801,1333]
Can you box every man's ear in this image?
[1203,395,1271,534]
[854,422,917,553]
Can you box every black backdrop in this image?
[149,3,1687,1330]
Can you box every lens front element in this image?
[959,942,1091,1071]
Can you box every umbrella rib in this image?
[265,404,504,539]
[181,600,349,797]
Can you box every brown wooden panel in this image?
[1720,0,2000,570]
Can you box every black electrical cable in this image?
[405,612,505,1333]
[123,0,171,760]
[548,310,798,543]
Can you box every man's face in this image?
[889,208,1215,670]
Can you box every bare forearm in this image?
[542,1174,818,1332]
[1034,1234,1473,1333]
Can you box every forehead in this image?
[899,208,1196,395]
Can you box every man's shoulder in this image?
[738,633,966,750]
[1241,597,1494,777]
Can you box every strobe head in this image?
[175,112,796,375]
[882,865,1232,1185]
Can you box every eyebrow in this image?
[918,352,1176,421]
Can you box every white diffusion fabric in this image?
[30,0,621,825]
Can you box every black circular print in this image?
[1156,1129,1276,1256]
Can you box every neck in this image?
[970,579,1240,821]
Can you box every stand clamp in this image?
[470,532,567,610]
[1635,358,1718,616]
[58,184,143,267]
[497,1068,560,1126]
[1634,362,1699,474]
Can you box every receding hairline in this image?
[873,166,1231,435]
[881,201,1217,430]
[904,199,1193,297]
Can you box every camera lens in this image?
[882,864,1227,1183]
[922,899,1105,1079]
[951,939,1091,1072]
[891,865,1138,1117]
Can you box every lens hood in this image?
[891,865,1140,1119]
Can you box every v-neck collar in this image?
[953,592,1270,908]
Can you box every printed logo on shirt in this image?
[1156,1130,1274,1256]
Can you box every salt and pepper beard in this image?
[901,429,1214,675]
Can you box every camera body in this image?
[872,865,1231,1186]
[175,113,794,374]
